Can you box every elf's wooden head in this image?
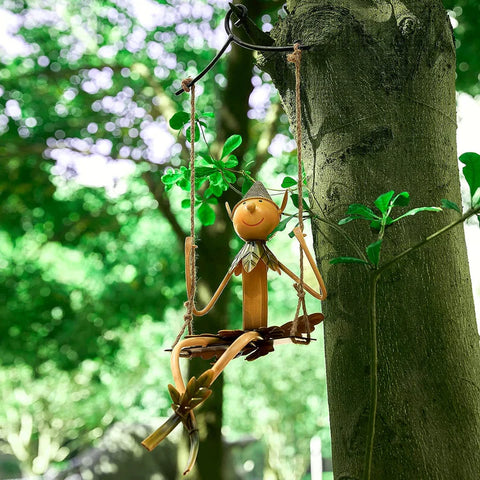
[226,182,288,241]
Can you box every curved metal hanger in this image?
[175,3,311,95]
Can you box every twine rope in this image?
[172,78,196,347]
[287,44,310,343]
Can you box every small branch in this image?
[362,204,479,480]
[363,271,380,480]
[379,205,480,274]
[309,194,370,266]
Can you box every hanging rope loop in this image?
[172,78,197,348]
[287,43,310,343]
[181,77,193,93]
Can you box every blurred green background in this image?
[0,1,478,479]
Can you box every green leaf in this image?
[330,257,370,265]
[186,124,200,143]
[242,178,254,194]
[168,384,181,405]
[205,196,218,205]
[374,191,395,214]
[366,239,383,267]
[460,152,480,204]
[281,176,297,188]
[195,166,216,178]
[210,171,223,186]
[268,214,296,238]
[211,184,224,196]
[441,198,461,213]
[370,220,381,231]
[181,199,190,209]
[169,112,190,130]
[224,155,238,168]
[338,216,356,225]
[459,152,480,166]
[198,203,215,226]
[472,187,480,207]
[290,193,309,210]
[393,206,442,222]
[161,172,181,185]
[392,192,410,207]
[201,112,215,118]
[205,184,224,197]
[346,203,378,220]
[221,134,242,159]
[223,170,236,184]
[198,152,214,164]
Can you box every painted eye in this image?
[243,202,246,205]
[258,199,263,202]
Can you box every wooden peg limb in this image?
[225,201,233,219]
[171,337,221,393]
[279,190,289,213]
[185,236,234,316]
[278,227,327,300]
[293,226,327,299]
[210,331,262,383]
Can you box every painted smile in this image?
[243,218,264,227]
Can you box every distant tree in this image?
[443,0,480,95]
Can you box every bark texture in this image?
[261,1,480,478]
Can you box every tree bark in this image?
[262,1,480,478]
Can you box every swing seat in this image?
[178,312,324,361]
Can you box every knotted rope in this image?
[172,78,196,348]
[287,44,310,344]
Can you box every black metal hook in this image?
[174,4,311,95]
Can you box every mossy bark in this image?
[262,1,480,478]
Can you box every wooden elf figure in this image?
[142,181,327,474]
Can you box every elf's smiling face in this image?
[232,197,281,241]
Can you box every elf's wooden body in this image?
[186,232,326,330]
[241,260,267,329]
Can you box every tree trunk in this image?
[262,1,480,478]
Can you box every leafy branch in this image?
[161,111,255,226]
[331,190,442,268]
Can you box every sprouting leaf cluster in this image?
[162,111,254,226]
[331,191,443,268]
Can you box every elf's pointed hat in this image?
[231,181,276,215]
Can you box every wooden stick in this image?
[278,227,327,300]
